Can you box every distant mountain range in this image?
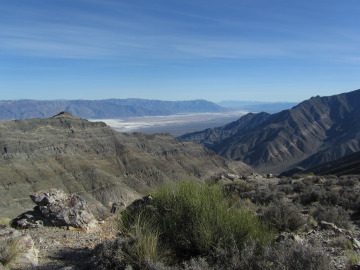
[0,99,225,120]
[179,89,360,174]
[0,98,301,121]
[217,101,299,114]
[0,111,252,219]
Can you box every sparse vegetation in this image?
[346,250,360,269]
[263,240,333,270]
[94,174,360,269]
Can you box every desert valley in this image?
[0,89,360,269]
[2,0,359,268]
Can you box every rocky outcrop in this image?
[12,189,97,230]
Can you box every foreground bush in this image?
[119,181,274,268]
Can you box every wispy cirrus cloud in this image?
[1,0,359,64]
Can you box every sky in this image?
[1,0,360,102]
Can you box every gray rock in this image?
[227,173,238,180]
[12,190,97,230]
[36,191,97,229]
[352,238,360,250]
[38,193,96,228]
[30,189,67,206]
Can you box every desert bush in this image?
[292,181,306,193]
[278,184,294,195]
[303,176,316,185]
[332,236,353,250]
[319,188,341,206]
[251,188,285,205]
[262,200,305,232]
[278,178,292,185]
[312,205,351,229]
[93,237,133,269]
[292,174,303,179]
[299,188,322,205]
[183,239,334,270]
[324,177,337,186]
[336,189,360,211]
[263,240,333,270]
[120,181,274,267]
[222,179,254,194]
[339,177,358,187]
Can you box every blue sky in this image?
[1,0,359,102]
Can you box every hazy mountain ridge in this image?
[178,112,272,147]
[217,101,299,114]
[0,99,226,120]
[179,89,360,174]
[0,112,253,219]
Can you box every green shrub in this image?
[120,181,274,267]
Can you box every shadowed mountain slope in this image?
[179,89,360,174]
[0,99,225,120]
[298,150,360,176]
[0,112,253,219]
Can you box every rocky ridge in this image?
[0,112,253,220]
[179,89,360,174]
